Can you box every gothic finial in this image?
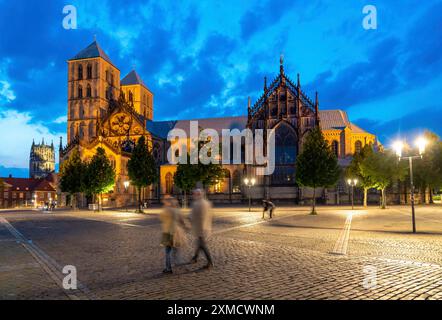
[42,137,45,145]
[315,91,320,126]
[93,34,97,42]
[297,73,300,87]
[280,54,284,75]
[264,76,267,91]
[59,136,63,151]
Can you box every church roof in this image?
[2,178,56,192]
[147,110,371,139]
[69,41,115,66]
[121,70,150,90]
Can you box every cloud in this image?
[0,80,15,102]
[53,115,67,124]
[0,109,65,168]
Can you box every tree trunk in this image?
[138,187,143,213]
[381,188,386,209]
[311,187,317,215]
[363,188,368,207]
[183,191,187,209]
[429,187,434,204]
[98,193,102,211]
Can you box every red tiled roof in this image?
[2,178,56,192]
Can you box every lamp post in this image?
[347,178,358,210]
[243,177,256,212]
[394,137,427,233]
[123,181,130,212]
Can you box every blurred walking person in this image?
[190,189,214,269]
[160,195,186,274]
[262,199,275,219]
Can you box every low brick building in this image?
[0,176,56,208]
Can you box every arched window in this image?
[86,64,92,79]
[105,70,109,82]
[70,123,75,141]
[128,90,133,103]
[79,104,84,118]
[110,73,114,86]
[232,170,241,193]
[165,173,173,194]
[332,140,339,157]
[88,121,95,138]
[78,85,83,99]
[78,65,83,80]
[86,84,92,97]
[79,122,86,139]
[355,140,362,154]
[272,122,297,185]
[106,86,110,100]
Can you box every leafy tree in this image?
[84,147,115,211]
[361,150,406,209]
[412,131,442,203]
[59,148,86,209]
[127,136,158,213]
[346,144,377,206]
[174,155,199,208]
[296,127,341,214]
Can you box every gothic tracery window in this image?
[232,170,241,193]
[78,85,83,99]
[87,64,92,79]
[78,65,83,80]
[272,123,297,185]
[332,140,339,157]
[86,84,92,98]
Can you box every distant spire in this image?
[93,34,97,42]
[247,96,251,120]
[51,140,54,149]
[59,136,63,151]
[42,137,45,145]
[297,73,300,88]
[264,76,267,92]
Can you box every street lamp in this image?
[123,181,130,211]
[394,137,427,233]
[244,177,256,212]
[347,178,358,210]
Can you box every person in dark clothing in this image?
[262,200,275,219]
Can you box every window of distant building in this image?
[355,140,362,154]
[87,64,92,79]
[78,65,83,80]
[272,123,297,185]
[128,90,133,103]
[232,170,241,193]
[165,173,173,194]
[332,140,339,157]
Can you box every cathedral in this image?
[59,40,380,207]
[30,139,55,179]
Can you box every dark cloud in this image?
[240,0,296,40]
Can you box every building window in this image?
[232,170,241,193]
[213,180,223,193]
[78,65,83,80]
[86,84,92,98]
[331,140,339,157]
[78,85,83,99]
[165,173,173,194]
[87,64,92,79]
[355,140,362,154]
[128,90,133,103]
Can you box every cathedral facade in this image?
[60,41,380,207]
[30,139,55,179]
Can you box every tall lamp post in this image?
[347,178,358,210]
[123,181,130,212]
[244,177,256,212]
[394,137,427,234]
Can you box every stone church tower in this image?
[67,40,120,144]
[29,139,55,178]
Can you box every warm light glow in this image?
[244,178,249,185]
[251,178,256,186]
[393,140,404,158]
[347,179,351,185]
[415,137,427,155]
[353,179,358,185]
[123,181,130,189]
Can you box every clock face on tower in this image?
[110,113,132,135]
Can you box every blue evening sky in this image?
[0,0,441,176]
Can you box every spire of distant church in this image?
[263,76,267,92]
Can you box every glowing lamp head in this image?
[244,178,249,185]
[415,137,427,155]
[251,178,256,186]
[393,140,404,158]
[123,181,130,189]
[347,179,352,185]
[353,178,358,185]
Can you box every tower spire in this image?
[264,76,267,92]
[247,96,251,120]
[59,136,63,151]
[279,54,284,74]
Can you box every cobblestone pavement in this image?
[0,205,441,300]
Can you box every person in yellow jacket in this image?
[160,195,187,274]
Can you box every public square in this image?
[1,205,442,300]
